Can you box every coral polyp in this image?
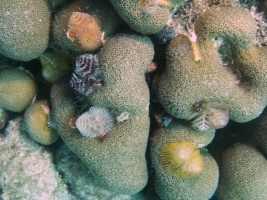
[160,141,204,178]
[75,107,114,138]
[70,54,102,96]
[66,12,103,50]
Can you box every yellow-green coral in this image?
[50,82,149,195]
[0,67,37,112]
[24,100,59,145]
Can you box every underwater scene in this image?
[0,0,267,199]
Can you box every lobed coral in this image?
[157,5,267,125]
[56,144,147,200]
[50,82,150,195]
[87,33,154,115]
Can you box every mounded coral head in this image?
[150,120,219,200]
[216,143,267,199]
[23,100,59,145]
[0,0,50,61]
[0,67,37,112]
[75,107,114,138]
[157,5,267,123]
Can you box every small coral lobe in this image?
[23,100,59,145]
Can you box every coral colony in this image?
[0,0,267,199]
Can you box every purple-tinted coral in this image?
[70,54,102,96]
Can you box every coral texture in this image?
[56,145,147,200]
[157,5,267,124]
[109,0,172,34]
[88,33,153,115]
[249,109,267,155]
[51,82,149,195]
[216,143,267,199]
[0,0,50,61]
[50,31,153,196]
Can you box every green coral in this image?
[23,100,59,145]
[0,67,37,112]
[109,0,171,34]
[157,5,267,123]
[56,145,147,200]
[51,82,149,195]
[150,120,219,200]
[0,0,50,61]
[216,143,267,199]
[50,33,153,195]
[194,5,257,49]
[88,33,154,115]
